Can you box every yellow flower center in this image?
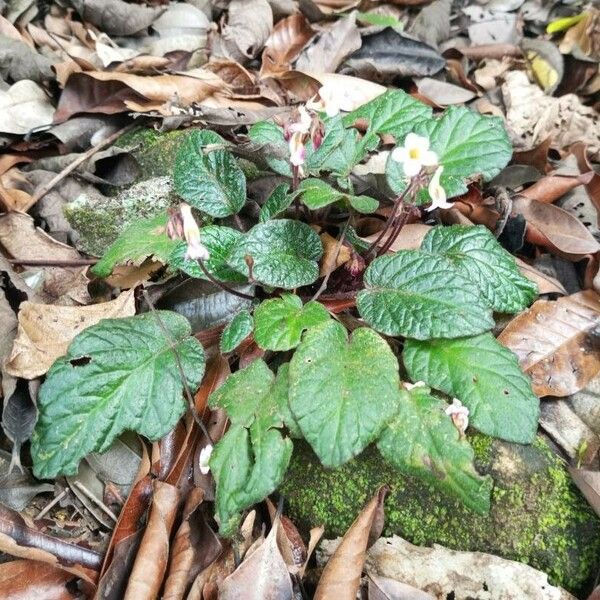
[409,148,420,160]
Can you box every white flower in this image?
[180,203,210,261]
[289,132,306,167]
[289,105,312,135]
[426,166,452,212]
[199,443,213,475]
[307,85,341,118]
[445,399,469,435]
[391,133,438,177]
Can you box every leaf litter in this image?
[0,0,599,598]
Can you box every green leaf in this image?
[248,121,291,177]
[298,178,378,214]
[357,11,402,27]
[229,219,323,289]
[272,363,302,438]
[209,360,292,534]
[289,321,401,467]
[92,214,180,278]
[421,225,538,313]
[220,310,254,353]
[386,106,512,199]
[170,225,246,283]
[357,250,494,339]
[254,294,330,351]
[306,115,359,177]
[173,130,246,217]
[259,183,295,222]
[403,333,540,444]
[343,89,432,158]
[31,312,205,479]
[377,384,492,513]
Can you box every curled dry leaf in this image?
[5,289,135,379]
[520,171,594,204]
[513,195,600,258]
[73,0,165,36]
[123,481,180,600]
[0,503,101,585]
[0,559,80,600]
[219,516,293,600]
[498,291,600,397]
[260,13,315,77]
[314,486,388,600]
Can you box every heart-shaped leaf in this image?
[220,309,254,353]
[229,219,323,289]
[403,333,540,443]
[386,106,512,199]
[357,250,494,339]
[377,384,492,513]
[209,360,292,535]
[173,130,246,217]
[421,225,538,313]
[289,320,401,467]
[298,178,378,214]
[259,183,295,222]
[254,294,330,351]
[31,312,205,479]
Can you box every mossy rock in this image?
[280,435,600,594]
[64,176,176,256]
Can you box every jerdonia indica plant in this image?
[32,89,539,537]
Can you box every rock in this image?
[280,435,600,594]
[64,176,175,256]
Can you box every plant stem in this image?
[196,259,254,300]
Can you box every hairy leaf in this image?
[357,250,494,339]
[421,225,538,313]
[377,384,491,513]
[229,219,323,289]
[298,178,378,214]
[173,130,246,217]
[31,312,205,479]
[403,333,540,443]
[248,121,291,177]
[254,294,330,351]
[289,321,401,467]
[259,183,295,222]
[220,310,254,353]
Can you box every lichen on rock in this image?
[280,435,600,593]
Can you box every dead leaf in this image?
[0,80,55,135]
[315,486,388,600]
[0,36,54,83]
[368,573,435,600]
[513,195,600,257]
[295,11,360,74]
[320,232,351,276]
[514,258,567,296]
[569,468,600,518]
[5,289,135,379]
[123,480,180,600]
[0,503,101,585]
[361,223,432,253]
[73,0,165,36]
[220,516,293,600]
[415,77,477,106]
[559,8,600,62]
[521,171,594,204]
[0,559,80,600]
[261,13,315,77]
[319,535,576,600]
[498,291,600,397]
[408,0,452,47]
[304,72,385,110]
[570,142,600,226]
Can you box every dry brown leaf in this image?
[513,195,600,257]
[260,13,315,77]
[219,516,293,600]
[569,468,600,518]
[54,69,226,121]
[368,573,434,600]
[124,480,180,600]
[5,289,135,379]
[559,8,600,62]
[361,223,432,253]
[514,258,567,296]
[0,559,79,600]
[570,142,600,226]
[315,486,388,600]
[0,80,55,135]
[319,232,351,277]
[205,59,256,94]
[521,171,594,204]
[498,291,600,397]
[75,0,164,36]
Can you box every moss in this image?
[280,436,600,594]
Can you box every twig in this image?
[311,220,349,302]
[196,259,254,300]
[9,258,98,267]
[35,489,68,520]
[457,43,522,60]
[142,290,214,446]
[28,122,137,207]
[72,481,118,523]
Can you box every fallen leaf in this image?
[559,8,600,62]
[0,80,55,135]
[0,503,101,585]
[521,171,593,204]
[0,449,53,511]
[260,13,315,77]
[514,258,567,296]
[219,516,293,600]
[0,36,54,83]
[368,573,434,600]
[570,142,600,226]
[320,232,351,276]
[0,559,80,600]
[522,38,564,95]
[304,72,386,110]
[415,77,477,106]
[361,223,432,253]
[569,468,600,518]
[123,481,180,600]
[513,195,600,257]
[408,0,452,48]
[314,486,388,600]
[464,6,518,45]
[73,0,165,36]
[318,535,576,600]
[5,289,135,379]
[498,291,600,397]
[295,11,360,74]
